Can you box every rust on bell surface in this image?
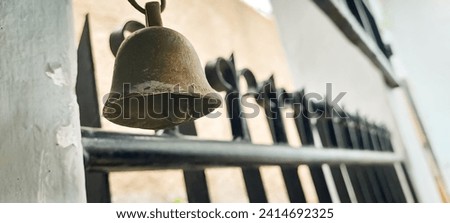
[103,1,221,130]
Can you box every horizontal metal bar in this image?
[82,127,403,172]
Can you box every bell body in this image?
[103,26,221,129]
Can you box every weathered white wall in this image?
[0,0,86,202]
[271,0,402,154]
[382,0,450,199]
[389,88,442,202]
[271,0,440,202]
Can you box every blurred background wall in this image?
[270,0,442,202]
[381,0,450,199]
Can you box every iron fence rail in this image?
[82,127,403,172]
[78,15,416,203]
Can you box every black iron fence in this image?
[344,0,392,58]
[77,16,416,203]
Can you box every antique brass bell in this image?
[103,1,221,129]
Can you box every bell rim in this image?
[102,91,222,130]
[104,91,221,106]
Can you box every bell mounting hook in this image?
[128,0,166,14]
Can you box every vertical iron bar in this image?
[375,126,417,202]
[358,119,396,202]
[178,122,211,203]
[342,115,391,202]
[398,164,418,202]
[346,0,391,57]
[77,15,111,203]
[367,124,405,202]
[205,55,268,203]
[360,1,392,58]
[347,118,386,202]
[367,125,400,202]
[259,79,306,202]
[292,91,332,202]
[332,116,373,202]
[315,111,352,203]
